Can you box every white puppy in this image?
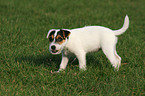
[47,15,129,72]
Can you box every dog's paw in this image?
[113,65,120,71]
[79,68,87,72]
[50,70,60,74]
[50,69,65,74]
[114,68,119,72]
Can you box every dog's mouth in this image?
[52,50,58,53]
[51,49,61,54]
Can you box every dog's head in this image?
[47,29,71,54]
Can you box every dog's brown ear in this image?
[47,29,55,38]
[61,29,71,39]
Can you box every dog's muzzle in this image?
[49,45,61,54]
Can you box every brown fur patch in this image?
[62,30,66,38]
[57,39,66,45]
[55,35,62,39]
[51,35,54,39]
[49,35,54,42]
[49,31,55,42]
[55,34,66,45]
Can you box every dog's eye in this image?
[56,37,63,42]
[49,37,53,42]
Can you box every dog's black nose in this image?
[51,45,56,50]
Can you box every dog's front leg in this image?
[75,51,86,71]
[58,52,69,72]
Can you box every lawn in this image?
[0,0,145,95]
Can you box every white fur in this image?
[47,15,129,72]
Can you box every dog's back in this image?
[66,26,114,52]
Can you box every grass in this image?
[0,0,145,95]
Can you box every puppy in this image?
[47,15,129,72]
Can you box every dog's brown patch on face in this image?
[57,39,66,45]
[49,31,55,42]
[54,30,70,45]
[55,34,66,45]
[62,30,66,38]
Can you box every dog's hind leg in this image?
[102,41,121,71]
[114,50,121,69]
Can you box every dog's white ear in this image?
[46,29,55,38]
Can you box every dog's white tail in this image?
[114,15,129,36]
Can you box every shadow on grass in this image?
[15,51,105,70]
[15,52,61,69]
[86,53,105,70]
